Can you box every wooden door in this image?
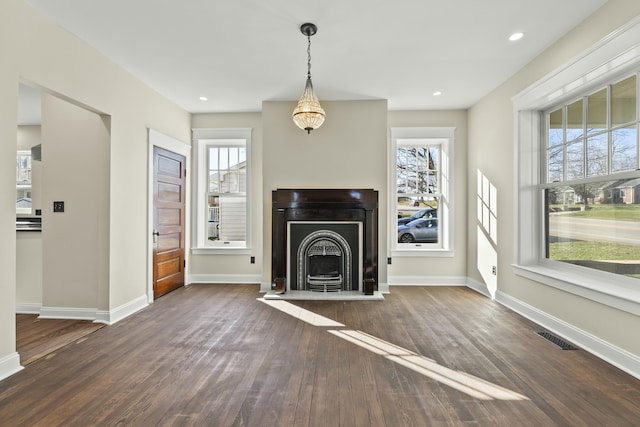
[153,146,186,298]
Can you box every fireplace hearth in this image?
[271,189,378,295]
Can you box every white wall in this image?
[189,113,263,280]
[40,94,109,312]
[190,106,471,290]
[262,100,389,289]
[468,0,640,360]
[16,233,42,308]
[387,110,468,284]
[16,126,43,308]
[0,0,190,379]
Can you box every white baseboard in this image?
[95,295,148,325]
[495,290,640,381]
[26,296,148,326]
[39,307,98,321]
[16,303,42,314]
[465,278,492,298]
[190,274,262,284]
[388,275,467,286]
[378,283,390,294]
[0,352,23,382]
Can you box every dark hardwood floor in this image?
[1,284,639,426]
[16,314,104,366]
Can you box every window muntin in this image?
[396,143,441,247]
[193,128,251,250]
[543,73,640,280]
[207,145,247,243]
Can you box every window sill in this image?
[512,263,640,316]
[391,248,454,258]
[191,247,252,255]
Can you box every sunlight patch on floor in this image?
[259,298,528,401]
[329,329,528,401]
[258,299,345,327]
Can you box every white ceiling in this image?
[23,0,607,114]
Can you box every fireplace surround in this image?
[271,189,378,295]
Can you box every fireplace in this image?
[272,189,378,295]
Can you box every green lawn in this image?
[550,240,640,260]
[556,204,640,221]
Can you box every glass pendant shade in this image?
[292,76,326,133]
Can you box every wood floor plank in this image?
[16,314,104,366]
[2,284,640,426]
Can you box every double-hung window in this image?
[391,127,454,255]
[192,128,251,251]
[543,74,640,278]
[513,19,640,313]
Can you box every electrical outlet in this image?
[53,201,65,213]
[492,265,497,275]
[250,256,255,264]
[387,257,392,265]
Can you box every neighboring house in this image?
[615,178,640,204]
[593,178,640,204]
[208,160,247,241]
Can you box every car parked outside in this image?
[397,218,438,243]
[397,207,437,225]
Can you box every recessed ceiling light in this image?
[433,91,442,97]
[199,96,208,101]
[509,32,524,41]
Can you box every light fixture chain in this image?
[307,35,312,78]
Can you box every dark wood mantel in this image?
[271,188,378,294]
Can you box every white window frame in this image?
[390,127,455,257]
[512,16,640,316]
[192,128,252,253]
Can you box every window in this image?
[391,127,454,255]
[192,128,251,251]
[16,150,32,214]
[513,19,640,314]
[543,74,640,279]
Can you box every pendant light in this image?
[292,23,326,134]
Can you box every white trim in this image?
[0,353,23,382]
[388,276,467,286]
[466,277,492,298]
[513,264,640,316]
[495,290,640,381]
[389,127,455,255]
[191,247,252,255]
[94,295,148,325]
[391,249,454,258]
[512,17,640,314]
[39,307,98,321]
[190,274,262,284]
[513,15,640,111]
[147,129,191,304]
[16,303,42,314]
